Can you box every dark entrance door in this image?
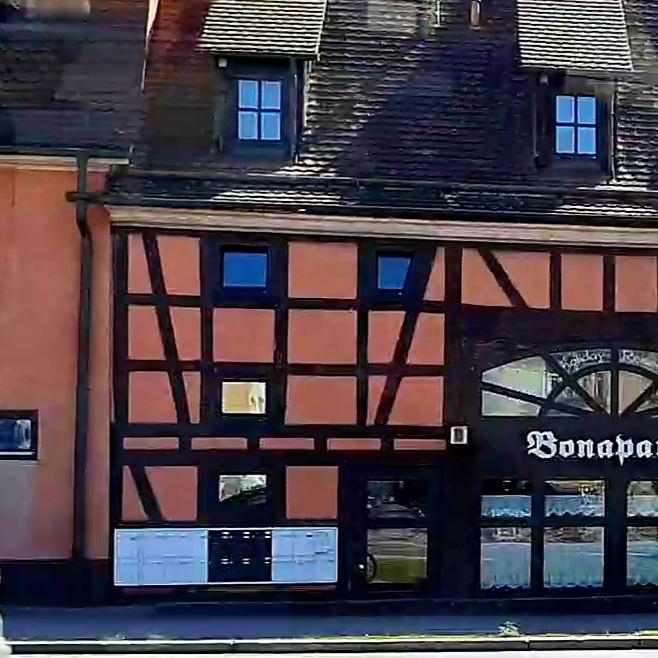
[341,464,441,596]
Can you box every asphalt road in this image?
[14,653,658,658]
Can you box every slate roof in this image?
[517,0,633,74]
[107,0,658,223]
[198,0,327,57]
[0,0,147,153]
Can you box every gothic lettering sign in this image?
[526,430,658,466]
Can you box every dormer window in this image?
[238,79,283,142]
[535,75,613,177]
[555,95,597,158]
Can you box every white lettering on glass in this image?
[526,431,658,465]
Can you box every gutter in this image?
[72,152,92,597]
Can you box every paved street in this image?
[14,653,658,658]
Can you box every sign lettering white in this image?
[526,430,658,465]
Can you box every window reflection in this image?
[218,474,267,506]
[368,528,427,585]
[544,527,604,589]
[481,527,531,590]
[481,480,531,519]
[628,481,658,518]
[482,391,540,417]
[545,481,604,517]
[221,381,267,415]
[620,350,658,375]
[367,479,427,523]
[482,357,558,398]
[628,527,658,586]
[553,349,611,373]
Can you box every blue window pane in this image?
[238,80,258,109]
[223,251,268,288]
[261,112,281,141]
[261,81,281,110]
[556,126,575,154]
[578,97,597,125]
[378,255,411,290]
[578,126,597,155]
[238,111,258,140]
[556,95,575,124]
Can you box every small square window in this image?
[222,249,268,288]
[219,474,268,506]
[377,254,411,291]
[221,381,267,415]
[0,415,36,456]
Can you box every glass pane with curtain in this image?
[480,527,531,590]
[628,481,658,518]
[481,480,532,519]
[544,526,604,589]
[628,527,658,586]
[545,480,604,517]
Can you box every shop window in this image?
[481,527,531,590]
[377,253,411,291]
[367,479,427,523]
[220,381,267,415]
[544,526,604,589]
[221,248,268,289]
[627,481,658,588]
[367,528,427,585]
[481,479,606,592]
[0,413,37,457]
[481,480,531,519]
[481,348,658,418]
[628,481,658,518]
[627,527,658,587]
[545,480,605,518]
[219,474,268,507]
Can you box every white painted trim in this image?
[108,205,658,248]
[0,155,129,173]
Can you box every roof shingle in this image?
[517,0,633,74]
[199,0,327,58]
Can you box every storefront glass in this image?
[544,527,604,588]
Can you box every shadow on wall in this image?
[0,0,147,150]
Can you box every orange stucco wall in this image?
[0,167,111,560]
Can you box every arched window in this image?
[481,348,658,418]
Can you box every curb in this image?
[9,634,658,653]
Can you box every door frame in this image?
[339,462,443,598]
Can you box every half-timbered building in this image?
[4,0,658,604]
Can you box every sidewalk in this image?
[6,603,658,641]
